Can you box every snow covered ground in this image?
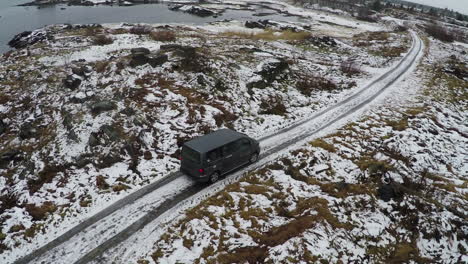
[0,0,466,263]
[127,34,467,264]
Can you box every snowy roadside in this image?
[124,35,467,264]
[0,1,445,263]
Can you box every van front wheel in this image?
[209,172,220,184]
[250,153,259,163]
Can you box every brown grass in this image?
[259,100,287,116]
[92,35,113,46]
[28,164,66,194]
[222,30,311,41]
[355,156,393,176]
[96,175,110,190]
[95,61,110,73]
[112,184,130,192]
[25,202,57,221]
[150,31,176,42]
[296,75,338,95]
[424,23,455,43]
[309,138,337,153]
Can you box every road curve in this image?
[14,32,423,264]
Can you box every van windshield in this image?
[181,146,201,164]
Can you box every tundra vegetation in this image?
[145,36,467,263]
[0,0,466,262]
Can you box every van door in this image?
[180,146,201,177]
[237,138,252,164]
[221,140,241,172]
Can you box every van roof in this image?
[184,129,245,153]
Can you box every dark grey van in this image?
[180,129,260,183]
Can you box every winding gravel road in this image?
[13,32,423,264]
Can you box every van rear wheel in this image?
[250,153,259,163]
[209,172,220,184]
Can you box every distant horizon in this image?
[403,0,468,16]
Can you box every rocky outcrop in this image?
[245,20,310,32]
[129,47,169,68]
[0,120,6,136]
[19,123,36,140]
[8,29,50,49]
[245,20,268,29]
[306,36,338,47]
[63,75,82,90]
[247,58,290,89]
[90,101,116,115]
[72,65,93,78]
[169,4,217,17]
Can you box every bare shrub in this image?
[296,75,338,96]
[129,26,152,35]
[25,202,57,221]
[83,27,101,37]
[425,23,455,42]
[259,99,287,116]
[213,106,238,128]
[95,60,110,73]
[27,164,64,194]
[96,175,109,190]
[92,34,114,46]
[150,31,176,42]
[0,192,19,214]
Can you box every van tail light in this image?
[179,155,182,161]
[199,168,204,174]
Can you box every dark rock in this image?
[8,29,50,49]
[306,36,337,47]
[130,54,149,67]
[160,44,196,58]
[63,75,82,90]
[168,4,183,11]
[148,54,168,67]
[100,124,120,142]
[68,0,94,6]
[96,153,123,169]
[70,92,90,104]
[245,21,267,29]
[182,6,216,17]
[75,155,92,169]
[90,101,116,114]
[0,120,6,135]
[247,58,289,89]
[120,107,135,116]
[197,75,207,86]
[214,79,227,91]
[88,133,99,147]
[67,130,79,142]
[19,123,36,140]
[0,150,21,162]
[378,182,403,202]
[62,114,74,130]
[0,150,22,168]
[143,151,153,160]
[443,66,468,81]
[131,47,150,55]
[72,65,93,77]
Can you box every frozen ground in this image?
[0,0,466,263]
[128,34,467,264]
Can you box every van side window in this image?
[207,148,221,162]
[238,138,251,153]
[222,141,238,155]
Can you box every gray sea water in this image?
[0,0,299,54]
